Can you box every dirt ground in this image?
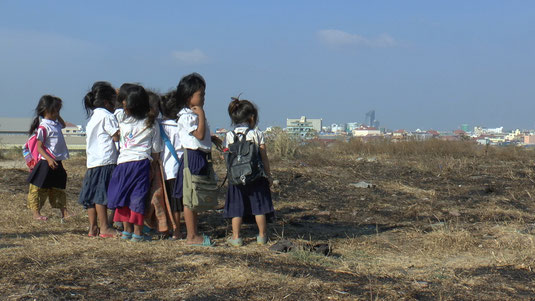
[2,144,535,300]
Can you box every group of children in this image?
[26,73,275,246]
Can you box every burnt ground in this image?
[2,151,535,300]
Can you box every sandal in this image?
[34,216,48,221]
[121,231,132,240]
[131,233,152,242]
[227,237,243,247]
[88,228,100,237]
[189,235,215,247]
[256,235,268,245]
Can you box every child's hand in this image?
[211,135,223,150]
[190,106,205,117]
[46,158,58,170]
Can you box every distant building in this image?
[524,135,535,145]
[0,117,32,135]
[461,124,470,133]
[346,122,361,133]
[352,126,380,137]
[286,116,322,139]
[330,123,346,133]
[62,122,84,136]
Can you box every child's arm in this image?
[190,106,206,140]
[36,140,57,169]
[259,144,272,186]
[112,130,120,142]
[57,115,66,128]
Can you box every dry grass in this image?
[2,140,535,300]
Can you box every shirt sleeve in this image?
[104,114,120,137]
[256,130,265,145]
[152,123,163,153]
[36,126,46,142]
[180,113,198,135]
[224,131,233,148]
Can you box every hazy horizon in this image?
[1,1,534,131]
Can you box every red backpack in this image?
[22,126,55,170]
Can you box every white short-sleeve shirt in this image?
[116,111,163,164]
[159,119,184,180]
[85,108,119,168]
[37,118,70,161]
[224,125,265,148]
[177,107,212,152]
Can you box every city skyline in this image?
[1,1,534,130]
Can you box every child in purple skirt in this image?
[224,98,274,246]
[173,73,222,246]
[107,84,162,242]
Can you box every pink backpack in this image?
[22,126,55,170]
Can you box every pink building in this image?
[524,135,535,145]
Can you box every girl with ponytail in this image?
[78,81,120,237]
[26,95,70,221]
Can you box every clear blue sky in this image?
[0,1,534,131]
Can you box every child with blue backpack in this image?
[223,98,274,246]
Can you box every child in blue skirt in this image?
[224,98,274,246]
[173,73,222,246]
[78,81,120,237]
[107,84,162,242]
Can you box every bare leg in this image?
[88,207,98,236]
[172,211,182,239]
[231,217,243,239]
[96,204,116,235]
[124,222,133,234]
[108,209,115,226]
[133,224,143,236]
[255,215,267,238]
[184,207,203,244]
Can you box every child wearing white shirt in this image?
[78,82,120,238]
[172,73,222,246]
[107,85,163,242]
[27,95,71,221]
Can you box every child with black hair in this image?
[78,81,120,237]
[159,90,184,239]
[143,91,173,236]
[107,85,162,242]
[224,98,274,246]
[27,95,70,221]
[173,73,222,246]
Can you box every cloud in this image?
[317,29,396,48]
[172,49,208,64]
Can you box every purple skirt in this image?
[107,159,150,215]
[173,149,209,199]
[224,177,275,223]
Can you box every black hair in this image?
[124,85,155,127]
[116,83,136,109]
[176,73,206,109]
[228,97,258,127]
[83,81,117,117]
[146,90,161,117]
[160,90,180,120]
[29,95,63,135]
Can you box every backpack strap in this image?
[159,123,180,163]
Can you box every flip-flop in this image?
[189,235,215,247]
[131,233,152,242]
[99,233,117,238]
[34,216,48,221]
[121,231,132,240]
[88,228,100,237]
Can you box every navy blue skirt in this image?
[224,177,275,223]
[173,149,209,199]
[78,164,116,209]
[27,159,67,189]
[107,159,150,215]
